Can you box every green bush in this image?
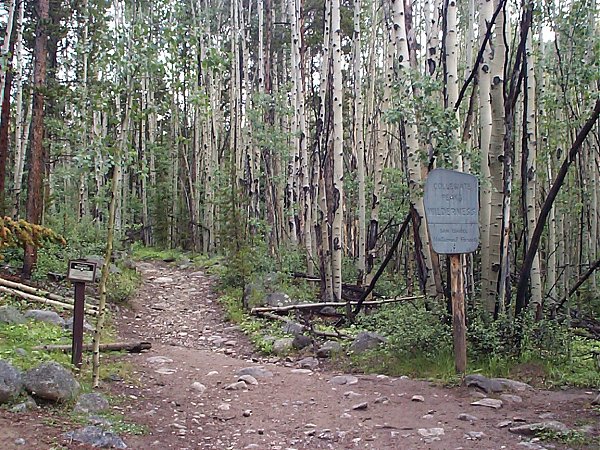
[356,301,451,358]
[106,268,141,303]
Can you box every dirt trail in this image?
[0,261,597,450]
[110,262,598,450]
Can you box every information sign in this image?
[67,260,97,283]
[424,169,479,254]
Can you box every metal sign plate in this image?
[424,169,479,254]
[67,260,97,283]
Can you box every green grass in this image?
[131,244,187,262]
[0,320,74,370]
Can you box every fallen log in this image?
[250,295,423,314]
[33,341,152,353]
[254,311,353,340]
[0,277,99,312]
[0,286,98,316]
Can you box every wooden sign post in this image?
[424,169,479,374]
[67,260,97,368]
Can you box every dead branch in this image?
[33,341,152,353]
[0,277,99,312]
[251,295,423,314]
[0,285,98,316]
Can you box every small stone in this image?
[352,402,368,410]
[206,371,219,376]
[238,375,258,385]
[374,396,389,404]
[417,427,445,440]
[153,277,174,283]
[191,382,207,395]
[496,420,513,428]
[471,398,503,409]
[411,395,425,402]
[290,369,313,375]
[14,438,26,446]
[147,356,174,364]
[218,404,231,411]
[458,413,478,422]
[330,375,358,386]
[155,368,177,375]
[224,381,247,390]
[592,393,600,406]
[465,431,485,440]
[236,367,273,378]
[500,393,523,403]
[297,357,319,370]
[243,410,252,417]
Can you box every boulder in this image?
[292,335,312,350]
[265,292,294,308]
[64,426,127,449]
[465,374,532,393]
[272,338,294,355]
[24,310,65,327]
[64,317,95,333]
[24,362,80,402]
[281,321,304,336]
[319,306,339,316]
[349,332,387,354]
[242,283,260,310]
[0,305,26,325]
[0,360,23,403]
[297,357,319,370]
[73,393,110,414]
[317,341,343,358]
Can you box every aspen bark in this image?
[353,0,366,285]
[391,0,434,296]
[11,0,25,218]
[523,26,543,317]
[481,2,505,314]
[330,0,344,301]
[445,0,462,169]
[0,0,15,105]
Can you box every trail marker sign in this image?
[424,169,479,254]
[67,260,97,369]
[424,169,479,374]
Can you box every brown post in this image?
[71,282,85,368]
[450,254,467,373]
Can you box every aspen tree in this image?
[445,0,462,169]
[390,0,434,296]
[10,0,25,218]
[522,16,543,316]
[353,0,366,284]
[481,2,506,314]
[330,0,344,301]
[0,0,15,105]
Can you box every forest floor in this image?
[1,260,599,449]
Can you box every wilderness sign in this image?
[424,169,479,255]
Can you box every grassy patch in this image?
[106,268,142,304]
[131,244,186,263]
